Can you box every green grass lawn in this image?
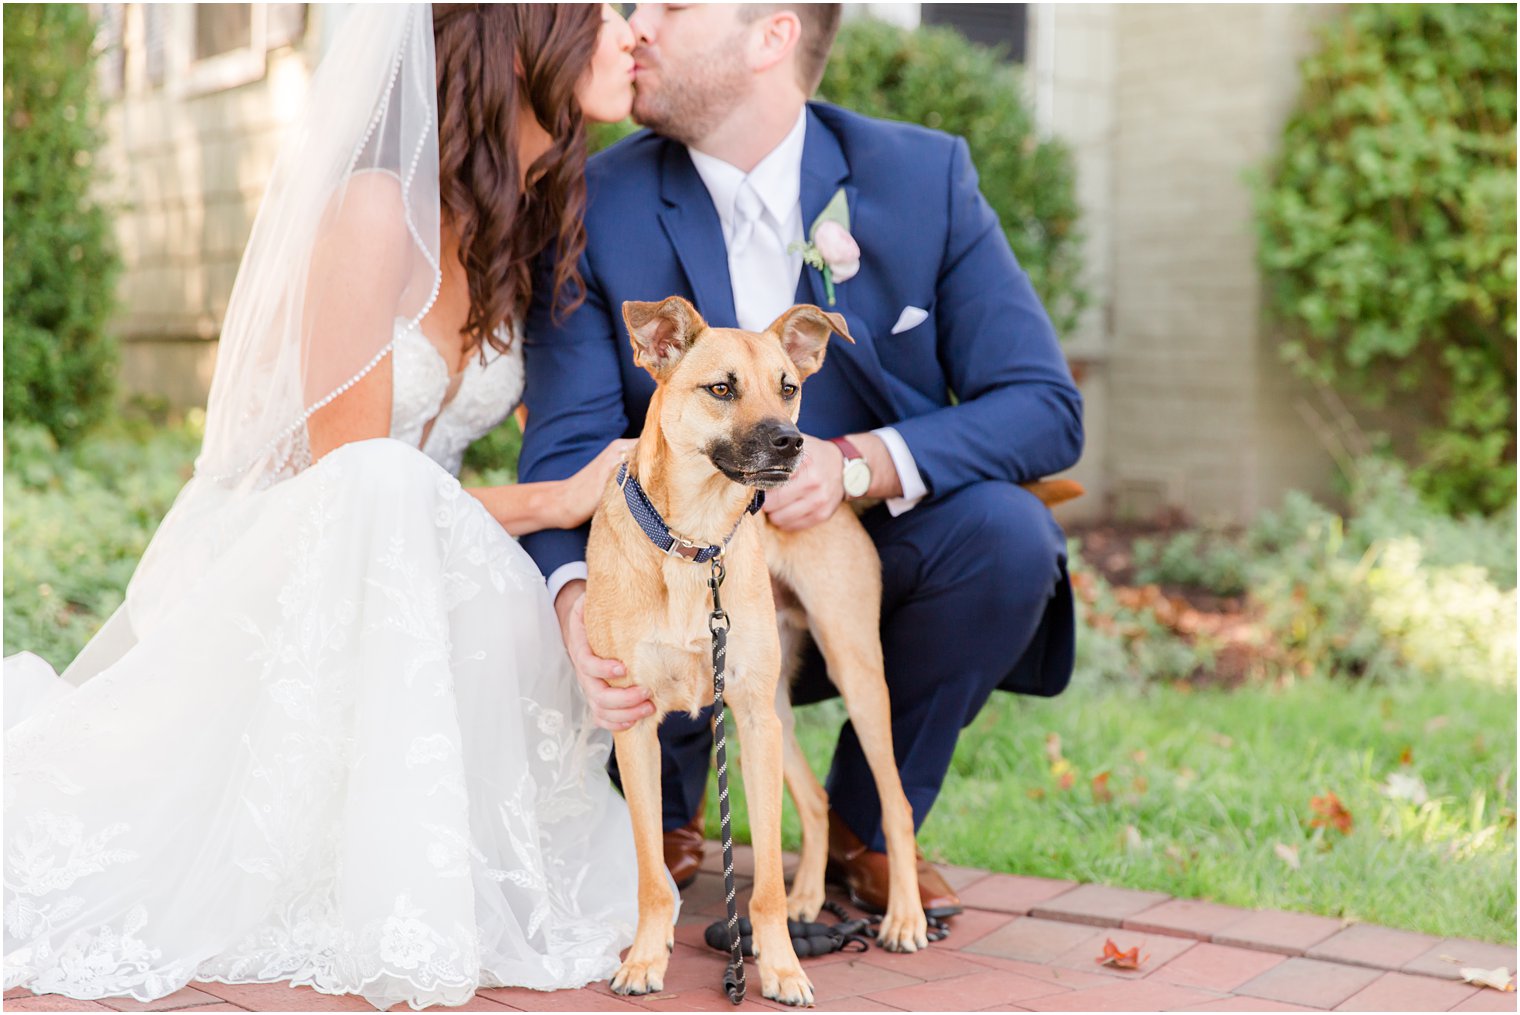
[711,675,1516,943]
[7,418,1516,943]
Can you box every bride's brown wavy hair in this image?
[432,3,600,354]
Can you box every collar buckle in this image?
[665,534,702,561]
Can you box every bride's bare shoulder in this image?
[314,170,413,282]
[324,168,406,226]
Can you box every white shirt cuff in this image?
[871,427,928,517]
[546,561,589,607]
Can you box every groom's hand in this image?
[554,580,654,731]
[763,434,845,531]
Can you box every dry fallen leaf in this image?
[1273,842,1301,869]
[1309,792,1354,835]
[1131,749,1148,765]
[1097,938,1146,970]
[1092,771,1114,804]
[1121,825,1144,851]
[1026,787,1046,800]
[1459,966,1516,992]
[1399,745,1414,766]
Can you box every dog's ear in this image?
[623,297,707,379]
[766,304,854,379]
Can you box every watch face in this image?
[843,458,871,498]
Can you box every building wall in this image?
[98,4,330,405]
[1097,3,1338,522]
[1031,3,1119,527]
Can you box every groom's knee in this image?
[922,481,1065,625]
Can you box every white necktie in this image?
[729,180,798,333]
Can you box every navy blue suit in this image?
[520,103,1083,851]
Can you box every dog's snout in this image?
[758,420,804,457]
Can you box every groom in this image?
[520,3,1082,917]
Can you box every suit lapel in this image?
[796,108,899,424]
[657,143,738,328]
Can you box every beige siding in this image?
[98,4,329,399]
[1097,3,1338,521]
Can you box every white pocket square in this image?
[890,306,929,335]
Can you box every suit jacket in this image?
[519,103,1084,682]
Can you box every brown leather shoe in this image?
[663,800,705,891]
[827,808,963,919]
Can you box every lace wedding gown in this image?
[4,322,645,1011]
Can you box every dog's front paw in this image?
[611,952,668,996]
[877,904,929,954]
[759,959,814,1007]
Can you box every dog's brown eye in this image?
[707,383,733,400]
[781,383,798,399]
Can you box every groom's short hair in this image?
[739,4,842,94]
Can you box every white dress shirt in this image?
[546,109,928,605]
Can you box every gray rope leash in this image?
[707,556,745,1005]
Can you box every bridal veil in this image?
[73,4,444,684]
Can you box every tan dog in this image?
[585,297,928,1007]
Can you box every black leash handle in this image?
[708,557,745,1005]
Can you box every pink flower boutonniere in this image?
[790,188,857,305]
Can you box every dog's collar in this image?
[616,462,765,563]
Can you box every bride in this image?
[4,4,657,1010]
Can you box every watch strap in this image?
[829,436,863,463]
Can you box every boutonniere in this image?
[789,188,858,306]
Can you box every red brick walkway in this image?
[7,846,1516,1012]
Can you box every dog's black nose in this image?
[756,419,804,458]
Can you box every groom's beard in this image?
[632,43,750,146]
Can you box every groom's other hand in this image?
[554,580,654,731]
[763,433,902,530]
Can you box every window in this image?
[186,4,264,93]
[194,3,252,62]
[921,3,1027,63]
[184,4,306,94]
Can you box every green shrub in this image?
[3,415,201,671]
[818,18,1086,336]
[460,414,522,486]
[588,119,638,154]
[1070,541,1218,686]
[3,4,121,445]
[1249,458,1516,685]
[1133,530,1250,598]
[1255,4,1517,514]
[1139,455,1517,686]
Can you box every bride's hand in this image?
[559,438,637,528]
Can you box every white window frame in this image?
[184,4,269,96]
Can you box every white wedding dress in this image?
[3,321,646,1011]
